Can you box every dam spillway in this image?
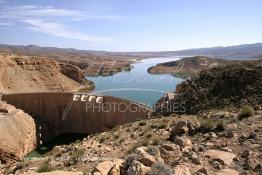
[2,92,152,145]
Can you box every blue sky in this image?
[0,0,261,51]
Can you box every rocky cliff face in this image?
[154,64,262,115]
[0,101,36,165]
[0,53,94,93]
[59,62,94,86]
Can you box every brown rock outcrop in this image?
[204,150,236,166]
[0,101,36,165]
[174,165,191,175]
[93,161,115,175]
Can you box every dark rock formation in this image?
[154,64,262,115]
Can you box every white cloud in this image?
[0,5,123,21]
[24,19,113,42]
[0,5,119,42]
[0,22,12,26]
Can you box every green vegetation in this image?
[150,136,161,146]
[71,148,85,162]
[238,105,254,120]
[125,154,138,167]
[37,161,56,173]
[200,118,227,133]
[215,120,226,131]
[138,120,147,126]
[146,146,158,156]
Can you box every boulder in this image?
[109,159,125,175]
[174,165,191,175]
[135,147,163,166]
[127,160,151,175]
[169,119,200,138]
[0,102,37,165]
[216,168,239,175]
[196,167,208,175]
[204,150,236,166]
[160,143,182,164]
[174,136,192,153]
[93,161,114,175]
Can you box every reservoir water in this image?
[87,57,184,107]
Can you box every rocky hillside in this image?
[154,64,262,115]
[148,56,262,78]
[0,53,94,94]
[2,109,261,175]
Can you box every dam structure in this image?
[2,92,152,145]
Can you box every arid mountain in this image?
[0,53,94,94]
[148,56,262,78]
[0,44,139,76]
[125,43,262,60]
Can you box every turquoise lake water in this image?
[87,57,184,107]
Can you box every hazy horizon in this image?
[0,0,261,52]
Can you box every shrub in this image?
[145,132,153,139]
[138,121,147,126]
[215,120,226,131]
[148,162,173,175]
[238,105,254,120]
[150,136,161,146]
[119,138,125,143]
[146,146,158,156]
[38,161,56,173]
[200,119,215,133]
[150,123,159,129]
[133,126,140,131]
[99,135,109,143]
[141,138,150,146]
[125,154,138,167]
[99,137,105,143]
[71,148,85,162]
[114,134,120,139]
[127,138,150,154]
[18,159,29,169]
[130,133,135,138]
[157,122,168,129]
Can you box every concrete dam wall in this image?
[2,93,152,145]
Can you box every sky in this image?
[0,0,261,52]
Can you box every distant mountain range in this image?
[124,43,262,60]
[0,43,262,60]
